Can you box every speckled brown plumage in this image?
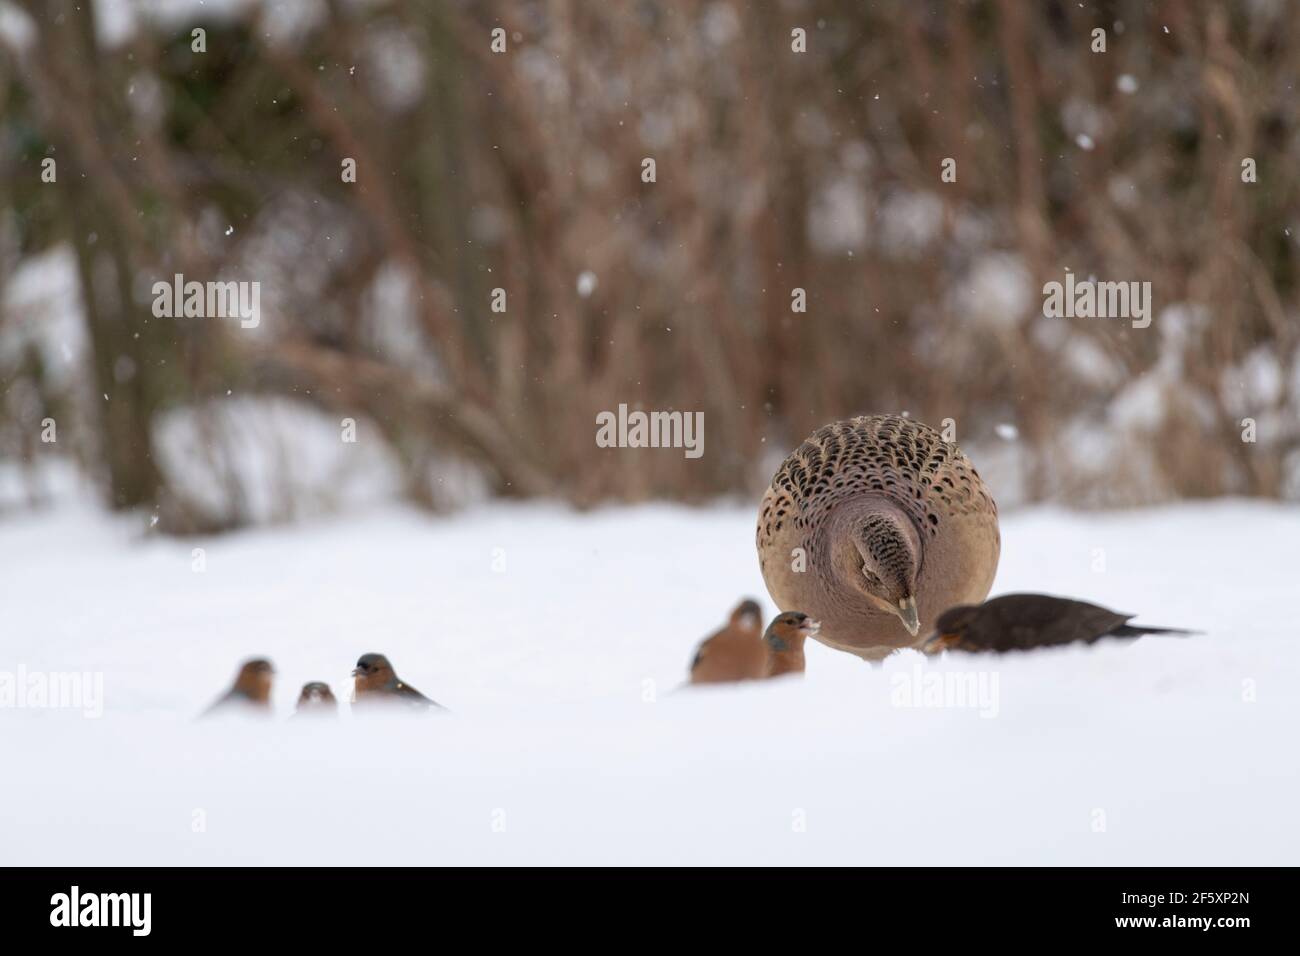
[757,415,1000,660]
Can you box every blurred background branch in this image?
[1,0,1297,531]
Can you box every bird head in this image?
[764,612,820,650]
[849,512,921,636]
[728,599,764,635]
[352,653,396,689]
[922,604,980,653]
[234,658,275,700]
[297,681,337,707]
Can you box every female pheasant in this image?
[757,415,1000,661]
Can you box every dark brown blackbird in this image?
[352,653,443,711]
[922,593,1196,653]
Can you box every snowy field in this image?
[2,493,1297,865]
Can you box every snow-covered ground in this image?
[2,494,1297,865]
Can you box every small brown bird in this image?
[687,599,767,685]
[764,612,820,678]
[923,594,1197,654]
[294,681,337,717]
[351,653,442,710]
[202,658,274,717]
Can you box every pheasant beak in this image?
[897,596,920,637]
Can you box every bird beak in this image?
[897,597,920,637]
[922,631,959,653]
[802,618,822,635]
[350,668,361,678]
